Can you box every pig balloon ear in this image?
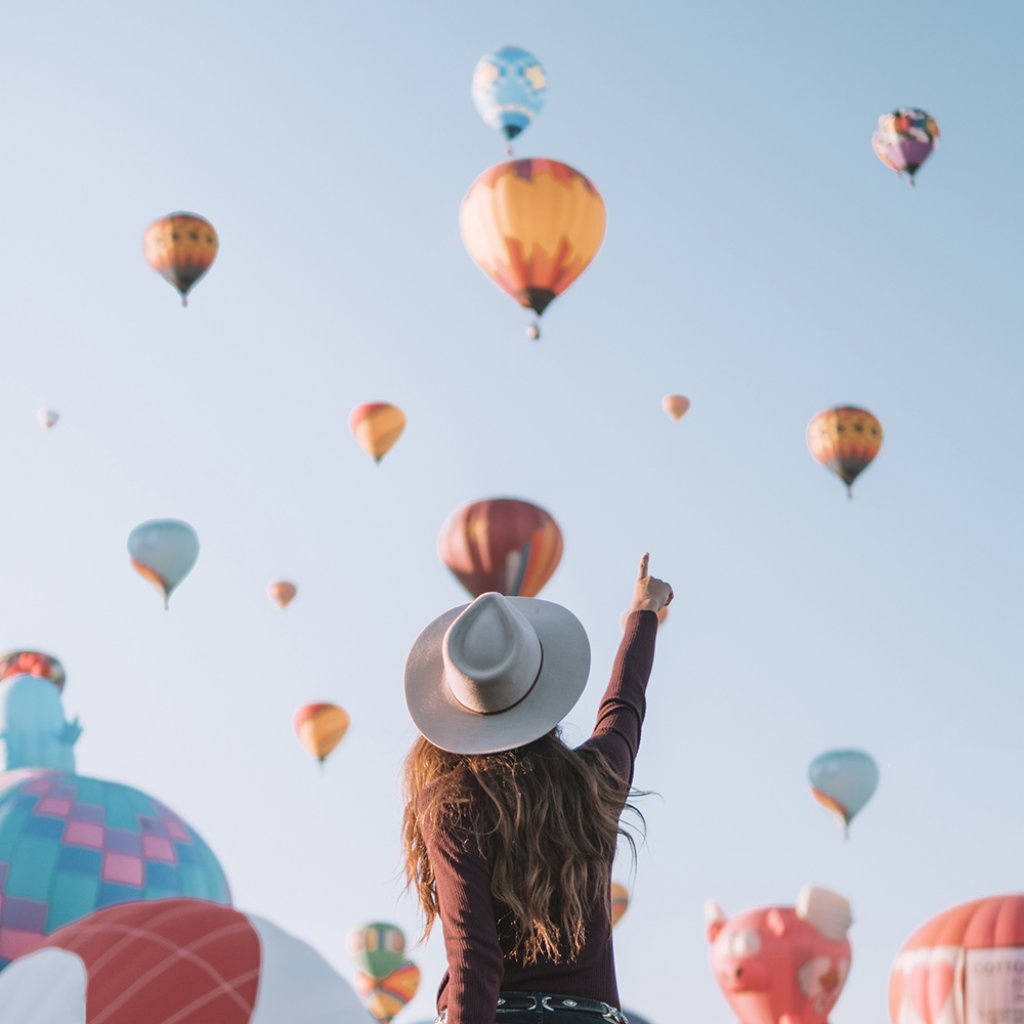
[704,900,728,942]
[796,885,852,941]
[766,908,788,936]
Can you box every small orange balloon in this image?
[662,394,691,421]
[349,403,406,464]
[611,882,630,926]
[293,703,350,765]
[143,212,218,306]
[268,581,297,608]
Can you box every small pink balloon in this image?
[662,395,691,421]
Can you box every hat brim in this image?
[404,598,591,755]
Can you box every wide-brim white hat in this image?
[405,593,591,755]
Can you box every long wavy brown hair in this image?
[402,729,643,965]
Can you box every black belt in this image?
[496,991,628,1022]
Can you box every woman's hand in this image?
[630,552,674,614]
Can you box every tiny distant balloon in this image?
[349,403,406,464]
[347,922,407,980]
[662,395,690,421]
[471,46,547,145]
[807,406,882,497]
[872,108,939,185]
[127,519,200,609]
[808,749,879,837]
[356,961,421,1024]
[268,581,297,608]
[143,212,218,306]
[0,651,66,692]
[36,408,59,430]
[294,703,350,765]
[611,882,630,927]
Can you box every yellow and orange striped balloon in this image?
[807,406,883,497]
[143,212,218,306]
[349,403,406,464]
[293,703,350,765]
[460,159,605,327]
[356,961,421,1024]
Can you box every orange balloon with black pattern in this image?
[143,212,218,306]
[460,159,606,318]
[807,406,883,497]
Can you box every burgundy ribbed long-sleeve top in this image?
[423,609,659,1024]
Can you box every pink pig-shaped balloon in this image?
[706,885,853,1024]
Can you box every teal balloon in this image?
[128,519,199,608]
[346,921,406,980]
[471,46,547,142]
[808,749,879,832]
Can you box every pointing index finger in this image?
[638,553,650,580]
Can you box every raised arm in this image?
[585,553,673,786]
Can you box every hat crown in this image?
[443,594,542,715]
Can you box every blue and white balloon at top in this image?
[471,45,547,144]
[128,518,200,609]
[808,748,879,837]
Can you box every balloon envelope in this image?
[808,749,879,833]
[889,894,1024,1024]
[355,961,420,1024]
[611,882,630,927]
[807,406,882,495]
[143,212,218,306]
[0,651,65,692]
[872,108,939,181]
[346,922,407,980]
[437,497,563,598]
[0,899,368,1022]
[128,519,200,608]
[294,703,350,764]
[36,409,59,430]
[460,159,606,320]
[268,581,297,608]
[662,395,690,421]
[349,403,406,463]
[471,46,547,142]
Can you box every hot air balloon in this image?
[662,395,690,421]
[807,406,883,498]
[36,408,59,430]
[707,885,853,1024]
[460,159,606,338]
[808,749,879,838]
[268,581,297,608]
[0,899,369,1022]
[127,519,200,609]
[437,497,563,598]
[873,108,939,185]
[471,46,547,148]
[349,403,406,464]
[294,703,350,766]
[611,882,630,927]
[143,212,218,306]
[346,922,407,980]
[889,894,1024,1024]
[356,961,421,1024]
[0,651,66,692]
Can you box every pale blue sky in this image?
[1,2,1022,1021]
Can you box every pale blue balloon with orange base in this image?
[471,46,547,145]
[808,748,879,838]
[128,519,200,609]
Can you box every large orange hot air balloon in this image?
[889,894,1024,1024]
[143,212,218,306]
[293,703,350,766]
[438,498,563,598]
[349,403,406,464]
[807,406,883,498]
[460,159,606,338]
